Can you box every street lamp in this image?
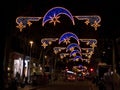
[30,41,34,48]
[28,40,34,83]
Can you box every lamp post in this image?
[112,39,116,73]
[28,40,33,83]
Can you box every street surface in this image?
[18,80,99,90]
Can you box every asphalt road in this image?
[18,80,99,90]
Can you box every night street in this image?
[1,0,120,90]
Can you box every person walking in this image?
[9,77,18,90]
[103,68,113,90]
[111,70,120,90]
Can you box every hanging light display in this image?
[16,7,101,32]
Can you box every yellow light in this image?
[49,41,52,45]
[30,41,33,44]
[29,41,34,47]
[45,55,47,59]
[7,67,10,71]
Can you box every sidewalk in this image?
[18,83,49,90]
[18,85,36,90]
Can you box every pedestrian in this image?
[111,70,120,90]
[15,72,20,86]
[9,78,18,90]
[98,78,106,90]
[103,68,113,90]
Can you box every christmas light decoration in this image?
[41,38,58,48]
[70,50,82,57]
[59,32,80,45]
[75,15,101,30]
[16,7,101,31]
[60,53,69,59]
[16,17,42,32]
[53,47,66,54]
[66,43,81,52]
[42,7,75,26]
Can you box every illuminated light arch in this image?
[59,32,80,45]
[73,55,83,61]
[42,6,75,26]
[70,50,82,57]
[40,37,97,63]
[66,43,81,52]
[16,7,101,31]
